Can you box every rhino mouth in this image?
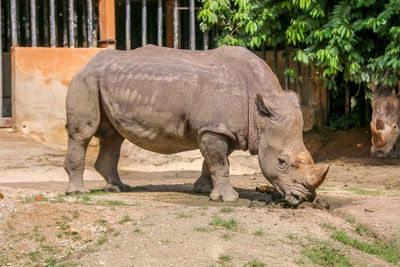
[284,191,316,206]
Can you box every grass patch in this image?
[218,254,232,263]
[97,236,108,246]
[243,259,266,267]
[355,224,375,238]
[118,215,132,224]
[132,227,143,234]
[343,187,400,197]
[221,233,231,240]
[287,233,297,240]
[210,217,238,231]
[331,230,400,263]
[44,256,57,266]
[27,250,41,262]
[57,261,79,267]
[194,226,211,232]
[219,207,233,213]
[320,222,337,231]
[177,212,192,218]
[345,216,355,224]
[253,229,266,237]
[301,243,351,267]
[95,219,108,226]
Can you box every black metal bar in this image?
[81,2,87,47]
[49,0,56,47]
[203,31,208,50]
[43,0,49,46]
[30,0,37,47]
[68,0,74,47]
[273,48,278,74]
[87,0,94,47]
[24,0,30,45]
[189,0,195,50]
[0,0,2,117]
[11,0,18,46]
[157,0,162,46]
[62,0,68,47]
[142,0,147,46]
[73,1,77,47]
[174,0,178,48]
[6,1,11,50]
[126,0,131,50]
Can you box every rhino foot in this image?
[193,176,213,193]
[66,186,90,195]
[209,185,239,202]
[103,183,131,193]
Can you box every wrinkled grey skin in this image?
[64,45,329,205]
[370,82,400,158]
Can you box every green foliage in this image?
[328,113,361,131]
[331,230,400,263]
[210,216,238,231]
[198,0,400,106]
[301,243,351,266]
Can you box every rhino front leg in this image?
[198,132,238,202]
[193,161,213,193]
[94,130,131,192]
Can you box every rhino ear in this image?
[255,93,272,117]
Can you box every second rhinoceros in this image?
[64,45,329,205]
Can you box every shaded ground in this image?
[0,128,400,266]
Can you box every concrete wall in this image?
[12,47,104,149]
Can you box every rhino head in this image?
[254,92,329,206]
[370,82,400,158]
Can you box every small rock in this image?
[70,228,79,234]
[99,261,105,265]
[0,193,3,199]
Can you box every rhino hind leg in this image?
[198,132,238,202]
[94,123,131,193]
[64,138,91,195]
[193,161,213,193]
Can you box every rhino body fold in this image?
[64,45,328,204]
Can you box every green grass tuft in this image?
[118,215,132,224]
[218,254,232,262]
[97,236,108,246]
[210,217,238,231]
[301,243,351,266]
[253,229,266,237]
[219,207,234,213]
[243,259,266,267]
[331,230,400,263]
[345,216,355,224]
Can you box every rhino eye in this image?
[277,155,289,170]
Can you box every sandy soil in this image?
[0,128,400,267]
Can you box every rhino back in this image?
[90,45,269,153]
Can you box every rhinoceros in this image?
[64,45,329,205]
[370,81,400,158]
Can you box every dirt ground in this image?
[0,127,400,267]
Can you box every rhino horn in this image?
[371,122,386,148]
[309,164,329,189]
